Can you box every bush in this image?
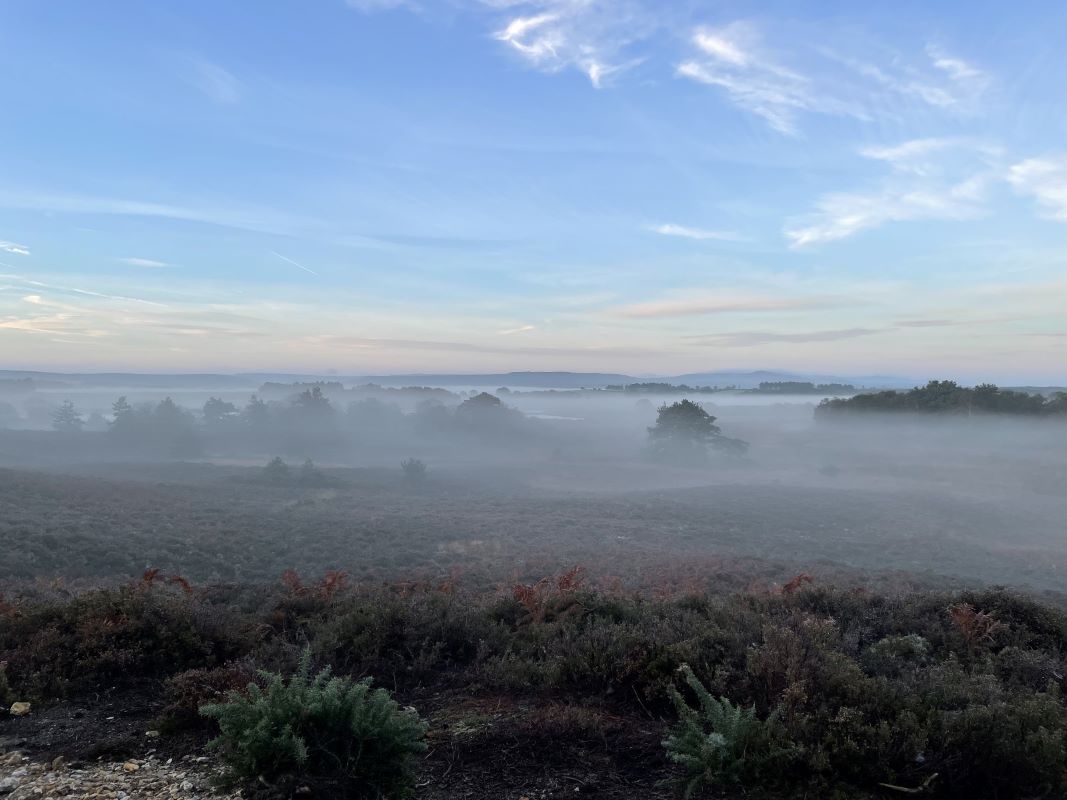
[400,458,426,483]
[0,582,239,699]
[201,650,428,798]
[262,456,291,484]
[663,664,794,797]
[159,660,259,733]
[0,660,12,707]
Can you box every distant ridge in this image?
[0,368,915,391]
[358,371,634,389]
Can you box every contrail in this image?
[269,249,319,276]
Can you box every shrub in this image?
[0,582,238,699]
[862,634,931,677]
[933,694,1067,796]
[159,660,259,733]
[261,456,291,484]
[0,660,12,707]
[400,458,426,483]
[201,650,428,798]
[663,664,794,797]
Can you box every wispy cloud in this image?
[894,318,961,328]
[677,22,834,135]
[786,138,999,246]
[860,138,960,169]
[825,44,990,115]
[117,257,169,268]
[491,1,652,88]
[188,57,241,105]
[685,327,884,346]
[926,44,991,98]
[0,241,30,256]
[785,178,989,247]
[677,22,992,134]
[307,333,655,358]
[1007,157,1067,221]
[498,324,536,335]
[649,223,742,241]
[0,188,319,238]
[611,292,838,319]
[0,270,168,308]
[269,250,319,276]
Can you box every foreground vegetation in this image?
[4,570,1067,798]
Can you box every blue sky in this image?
[1,0,1066,381]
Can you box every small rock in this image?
[179,780,194,791]
[145,731,160,739]
[8,702,31,717]
[0,777,19,794]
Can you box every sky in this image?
[1,0,1066,382]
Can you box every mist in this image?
[3,372,1065,596]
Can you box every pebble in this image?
[0,751,240,799]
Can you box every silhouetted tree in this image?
[647,399,746,462]
[51,400,84,433]
[455,392,524,433]
[243,394,271,430]
[109,396,138,441]
[293,386,333,418]
[203,396,238,424]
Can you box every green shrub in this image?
[201,650,427,798]
[663,664,794,797]
[933,694,1067,796]
[862,634,931,677]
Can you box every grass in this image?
[2,464,1062,596]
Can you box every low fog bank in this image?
[2,375,1066,593]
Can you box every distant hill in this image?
[357,371,634,389]
[0,370,258,389]
[0,368,917,392]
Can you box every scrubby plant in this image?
[159,660,259,733]
[862,633,931,677]
[261,456,291,484]
[0,660,12,707]
[298,458,327,486]
[201,650,428,798]
[663,664,794,797]
[400,457,426,483]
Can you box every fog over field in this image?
[3,373,1065,595]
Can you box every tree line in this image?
[817,380,1067,416]
[47,388,531,457]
